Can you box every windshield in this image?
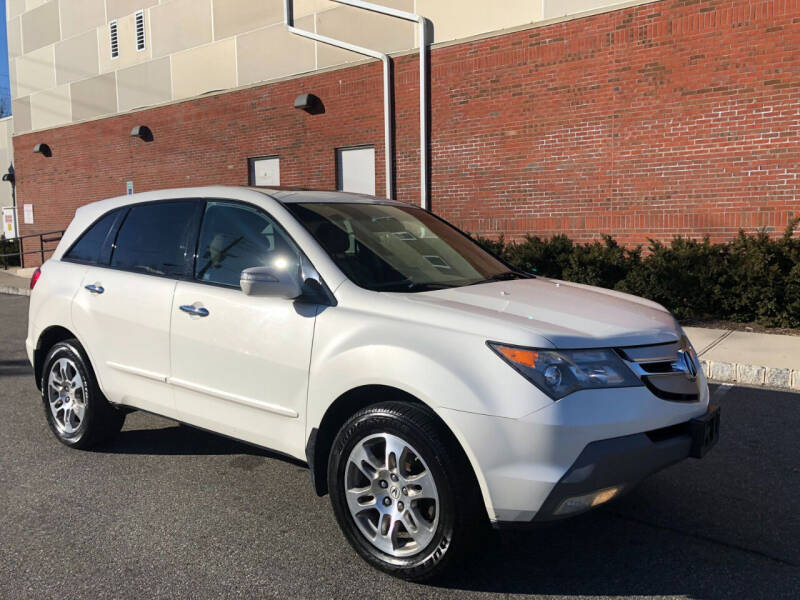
[285,202,528,292]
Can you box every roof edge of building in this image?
[11,0,664,139]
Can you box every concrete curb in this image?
[0,286,30,297]
[700,359,799,392]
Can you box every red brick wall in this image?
[15,0,800,266]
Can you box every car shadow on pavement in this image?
[0,358,33,378]
[87,385,797,598]
[94,421,306,466]
[428,500,796,598]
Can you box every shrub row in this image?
[474,217,800,328]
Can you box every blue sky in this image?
[0,1,9,116]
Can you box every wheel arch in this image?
[306,384,489,521]
[33,325,78,390]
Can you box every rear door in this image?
[169,200,317,459]
[72,200,201,417]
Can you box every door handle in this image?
[179,304,209,317]
[84,284,104,294]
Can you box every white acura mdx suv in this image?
[27,186,719,580]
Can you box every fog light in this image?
[553,486,622,516]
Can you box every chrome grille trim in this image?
[617,341,680,363]
[617,338,701,402]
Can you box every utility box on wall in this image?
[336,146,375,195]
[2,207,16,238]
[249,156,280,186]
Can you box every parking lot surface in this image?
[1,295,797,599]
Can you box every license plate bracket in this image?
[689,404,720,458]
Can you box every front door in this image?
[169,200,317,459]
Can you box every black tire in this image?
[328,401,484,581]
[40,339,125,449]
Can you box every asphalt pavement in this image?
[0,295,797,599]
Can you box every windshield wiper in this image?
[372,279,458,292]
[493,271,530,280]
[405,282,458,291]
[372,272,530,292]
[465,271,532,286]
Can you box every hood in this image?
[406,277,679,349]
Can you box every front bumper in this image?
[524,404,719,524]
[439,383,714,525]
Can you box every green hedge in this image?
[474,216,800,328]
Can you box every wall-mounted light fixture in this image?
[33,143,51,157]
[2,164,14,184]
[293,93,324,115]
[130,125,153,142]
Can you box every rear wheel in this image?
[328,401,483,581]
[41,340,125,449]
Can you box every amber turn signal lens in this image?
[496,346,538,368]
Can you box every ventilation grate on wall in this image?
[109,20,119,58]
[135,10,146,51]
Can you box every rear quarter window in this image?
[64,209,122,264]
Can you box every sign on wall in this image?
[23,204,33,224]
[127,181,134,195]
[249,156,280,186]
[2,207,16,238]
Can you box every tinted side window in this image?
[195,201,300,287]
[111,201,198,277]
[64,209,120,264]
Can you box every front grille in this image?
[617,341,680,363]
[642,376,700,401]
[638,360,676,374]
[617,340,701,402]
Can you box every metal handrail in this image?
[0,230,65,269]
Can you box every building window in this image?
[336,146,375,195]
[135,10,146,51]
[109,20,119,58]
[248,156,280,186]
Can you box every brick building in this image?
[5,0,800,266]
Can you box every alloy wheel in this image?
[344,433,439,557]
[47,357,86,436]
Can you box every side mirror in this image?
[240,261,302,299]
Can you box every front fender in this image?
[305,309,554,517]
[305,342,501,515]
[306,334,550,430]
[306,343,484,429]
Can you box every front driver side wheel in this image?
[328,401,483,581]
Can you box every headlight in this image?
[488,343,642,400]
